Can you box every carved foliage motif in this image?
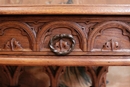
[0,21,36,51]
[54,39,70,52]
[26,20,130,53]
[37,21,87,51]
[3,38,23,51]
[88,21,130,51]
[0,20,129,52]
[102,39,120,51]
[0,16,130,87]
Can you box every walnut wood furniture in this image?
[0,4,129,87]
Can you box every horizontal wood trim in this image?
[0,55,129,66]
[1,5,130,15]
[0,51,130,56]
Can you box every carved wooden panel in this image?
[88,21,130,52]
[0,16,129,55]
[37,21,87,52]
[0,15,129,87]
[0,21,36,51]
[0,65,109,87]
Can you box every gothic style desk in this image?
[0,5,129,87]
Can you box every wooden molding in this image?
[0,55,129,66]
[0,5,130,15]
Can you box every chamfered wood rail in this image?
[0,56,129,66]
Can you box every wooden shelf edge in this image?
[0,55,129,66]
[0,5,130,15]
[0,51,129,56]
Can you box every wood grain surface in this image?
[0,5,130,15]
[0,1,129,87]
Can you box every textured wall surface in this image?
[1,0,130,5]
[107,66,130,87]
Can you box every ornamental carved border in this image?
[0,65,108,87]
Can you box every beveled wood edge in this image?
[1,4,130,15]
[0,51,130,56]
[0,55,129,66]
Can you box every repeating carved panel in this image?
[88,21,130,52]
[37,21,87,52]
[0,65,109,87]
[1,66,23,87]
[0,19,129,53]
[0,21,36,51]
[0,16,130,87]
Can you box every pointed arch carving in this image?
[2,66,23,87]
[0,21,36,51]
[45,66,65,87]
[85,66,97,87]
[37,21,87,51]
[88,21,130,51]
[97,66,108,87]
[85,66,108,87]
[17,66,64,87]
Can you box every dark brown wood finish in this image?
[0,4,129,87]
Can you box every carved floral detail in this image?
[88,21,130,51]
[3,38,23,51]
[102,39,120,51]
[54,39,70,52]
